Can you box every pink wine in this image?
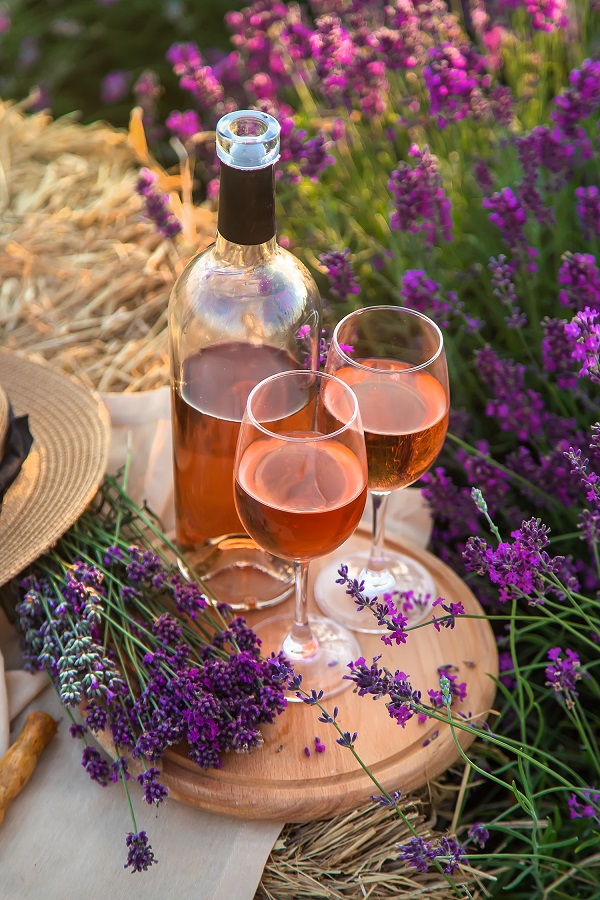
[172,342,297,548]
[235,436,367,561]
[332,359,449,491]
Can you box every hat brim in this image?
[0,349,110,587]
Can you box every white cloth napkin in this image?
[0,389,432,898]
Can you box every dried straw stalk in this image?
[257,797,484,900]
[0,101,215,392]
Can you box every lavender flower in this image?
[135,168,181,240]
[551,59,600,159]
[423,43,491,128]
[137,768,168,805]
[568,789,600,822]
[166,109,202,142]
[489,255,527,328]
[101,70,130,105]
[166,42,224,112]
[482,188,538,272]
[124,831,156,873]
[474,347,546,441]
[464,517,567,605]
[468,822,490,847]
[575,187,600,241]
[558,253,600,312]
[389,144,453,247]
[545,647,587,708]
[319,248,360,300]
[565,308,600,382]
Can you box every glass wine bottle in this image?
[169,110,321,610]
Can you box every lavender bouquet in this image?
[16,472,288,872]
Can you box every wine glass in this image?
[233,369,368,697]
[314,306,449,633]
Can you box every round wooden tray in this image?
[161,531,499,823]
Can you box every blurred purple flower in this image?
[558,252,600,312]
[423,43,491,127]
[489,255,527,328]
[551,59,600,159]
[166,109,202,142]
[167,42,224,112]
[319,249,360,300]
[482,188,538,272]
[101,70,130,105]
[541,317,578,390]
[135,168,181,240]
[575,186,600,241]
[565,308,600,382]
[389,144,453,246]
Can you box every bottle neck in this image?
[217,161,276,247]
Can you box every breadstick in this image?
[0,711,58,825]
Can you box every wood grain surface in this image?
[162,531,499,822]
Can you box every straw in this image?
[0,101,215,393]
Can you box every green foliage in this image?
[0,0,242,124]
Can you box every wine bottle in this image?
[169,110,321,609]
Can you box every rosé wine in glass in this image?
[234,369,368,698]
[316,306,450,634]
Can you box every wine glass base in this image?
[254,613,361,700]
[314,550,436,634]
[176,533,295,611]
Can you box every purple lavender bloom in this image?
[482,188,538,272]
[398,836,438,873]
[101,70,130,105]
[166,109,202,142]
[565,307,600,382]
[575,186,600,241]
[389,144,453,247]
[135,168,181,240]
[565,445,600,546]
[124,831,156,872]
[551,59,600,159]
[474,347,546,441]
[280,119,334,181]
[545,646,587,708]
[558,252,600,312]
[463,517,567,605]
[167,42,224,112]
[0,8,10,33]
[524,0,569,32]
[137,768,168,805]
[399,269,458,328]
[423,43,491,128]
[81,746,110,786]
[319,249,360,300]
[541,317,578,390]
[489,255,527,328]
[568,789,600,822]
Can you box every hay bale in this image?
[0,101,215,392]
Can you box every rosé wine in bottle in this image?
[168,111,321,609]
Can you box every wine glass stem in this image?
[283,560,319,660]
[366,491,391,574]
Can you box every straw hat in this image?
[0,348,110,587]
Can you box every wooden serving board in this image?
[161,531,499,823]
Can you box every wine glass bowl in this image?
[315,306,450,633]
[234,369,368,697]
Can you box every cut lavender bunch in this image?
[16,472,288,872]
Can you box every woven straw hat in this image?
[0,349,110,587]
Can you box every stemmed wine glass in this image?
[314,306,449,633]
[233,369,368,697]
